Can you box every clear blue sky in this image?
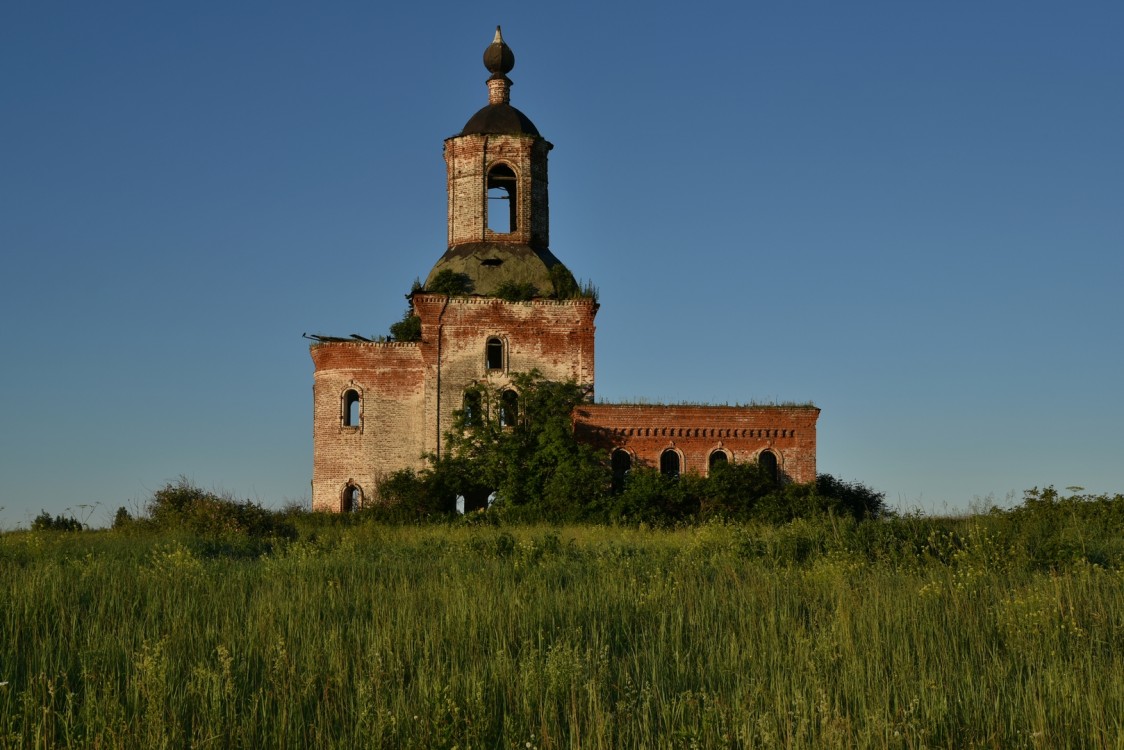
[2,2,1122,526]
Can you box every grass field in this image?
[2,511,1122,748]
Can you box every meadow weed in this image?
[1,499,1122,748]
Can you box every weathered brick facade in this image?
[309,29,819,511]
[310,342,427,511]
[445,133,551,251]
[310,294,596,512]
[573,404,820,484]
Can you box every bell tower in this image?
[427,27,567,297]
[309,28,598,513]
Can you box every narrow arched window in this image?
[463,390,482,427]
[486,337,504,370]
[343,389,360,427]
[611,449,631,493]
[500,390,519,427]
[487,163,517,233]
[709,450,729,472]
[759,450,779,482]
[660,449,680,478]
[342,484,362,512]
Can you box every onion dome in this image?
[460,27,540,136]
[483,26,515,75]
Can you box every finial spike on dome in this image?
[483,25,516,89]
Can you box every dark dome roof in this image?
[461,103,540,136]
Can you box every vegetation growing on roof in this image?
[598,397,818,408]
[426,270,475,296]
[386,279,425,341]
[550,264,578,298]
[388,309,421,342]
[550,264,598,302]
[493,280,539,301]
[575,278,599,302]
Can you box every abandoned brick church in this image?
[308,29,819,512]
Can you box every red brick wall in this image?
[445,133,551,248]
[310,295,597,510]
[414,294,596,460]
[310,302,818,510]
[573,403,820,484]
[309,342,427,511]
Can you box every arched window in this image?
[487,163,517,233]
[660,449,680,478]
[759,450,779,482]
[342,484,362,513]
[343,389,360,427]
[500,390,519,427]
[709,450,729,472]
[611,449,631,493]
[463,390,482,427]
[486,337,504,370]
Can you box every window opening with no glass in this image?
[343,390,360,427]
[759,450,779,482]
[487,164,517,233]
[486,338,504,370]
[611,449,631,493]
[660,449,680,478]
[463,390,483,427]
[500,389,519,427]
[342,484,362,512]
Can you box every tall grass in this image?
[1,517,1121,748]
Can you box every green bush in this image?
[605,468,701,525]
[1003,486,1124,569]
[549,264,579,298]
[440,372,606,519]
[367,371,887,527]
[374,468,457,519]
[814,474,887,520]
[426,270,474,296]
[31,511,83,532]
[144,478,297,543]
[700,461,777,518]
[494,280,538,301]
[388,311,421,341]
[112,506,133,530]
